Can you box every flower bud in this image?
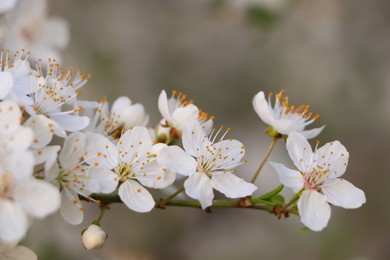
[82,224,107,250]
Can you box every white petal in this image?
[24,115,53,149]
[7,150,34,181]
[40,18,70,49]
[322,179,366,209]
[0,71,14,98]
[211,172,257,198]
[150,143,167,156]
[4,126,34,150]
[314,140,349,179]
[60,189,84,225]
[118,180,155,213]
[301,125,325,139]
[0,100,22,134]
[59,132,86,169]
[117,127,152,164]
[158,90,172,121]
[14,179,60,218]
[252,91,275,126]
[270,162,304,193]
[86,167,118,194]
[0,0,16,13]
[135,160,176,189]
[33,145,60,171]
[182,120,212,158]
[213,139,245,169]
[50,114,89,132]
[0,200,28,243]
[201,118,214,135]
[298,190,331,232]
[184,172,214,209]
[171,104,199,130]
[0,245,37,260]
[157,145,197,176]
[272,119,298,135]
[121,104,148,128]
[85,133,118,170]
[286,132,314,172]
[112,96,132,114]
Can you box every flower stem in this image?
[164,186,185,203]
[251,136,279,183]
[280,189,303,212]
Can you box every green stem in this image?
[164,186,185,203]
[281,189,303,212]
[251,136,279,183]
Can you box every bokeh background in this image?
[23,0,390,259]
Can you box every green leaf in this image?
[268,194,285,205]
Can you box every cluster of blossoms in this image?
[0,49,366,258]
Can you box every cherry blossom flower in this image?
[0,0,69,63]
[158,90,213,135]
[0,100,60,243]
[52,132,117,225]
[84,127,175,213]
[158,121,257,209]
[253,90,324,139]
[82,96,149,141]
[270,132,366,231]
[23,62,90,133]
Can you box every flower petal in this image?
[118,180,155,213]
[158,90,172,121]
[272,119,298,135]
[85,133,118,170]
[252,91,274,126]
[0,71,14,98]
[0,200,28,243]
[298,190,331,232]
[86,167,118,194]
[301,125,325,139]
[157,145,197,176]
[213,139,245,169]
[171,104,199,130]
[182,120,212,158]
[270,162,304,193]
[14,179,60,218]
[286,132,314,172]
[50,114,89,132]
[59,132,86,169]
[314,140,349,179]
[60,189,84,225]
[134,160,176,189]
[184,172,214,209]
[211,172,257,198]
[322,179,366,209]
[117,127,152,164]
[0,245,38,260]
[0,100,22,135]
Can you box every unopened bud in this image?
[82,224,107,250]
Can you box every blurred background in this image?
[14,0,390,259]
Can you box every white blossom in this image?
[82,224,107,250]
[85,127,175,213]
[253,90,324,139]
[158,121,257,209]
[270,132,366,231]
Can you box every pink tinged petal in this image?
[0,100,22,134]
[118,180,155,213]
[0,71,14,98]
[50,114,90,132]
[322,179,366,209]
[301,125,325,140]
[158,90,172,121]
[314,140,349,179]
[14,179,60,218]
[60,189,84,225]
[86,167,118,194]
[182,120,212,158]
[172,104,199,130]
[59,132,86,169]
[184,172,214,209]
[298,190,331,232]
[286,132,314,173]
[1,245,37,260]
[0,200,28,243]
[85,133,118,170]
[135,160,176,189]
[213,139,245,169]
[117,127,152,164]
[157,146,197,176]
[252,91,275,126]
[211,172,257,198]
[270,162,304,193]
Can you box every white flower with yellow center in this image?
[84,127,176,213]
[23,62,90,133]
[0,100,60,243]
[158,90,213,134]
[253,90,324,139]
[270,132,366,231]
[158,121,257,209]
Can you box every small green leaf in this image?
[268,194,285,205]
